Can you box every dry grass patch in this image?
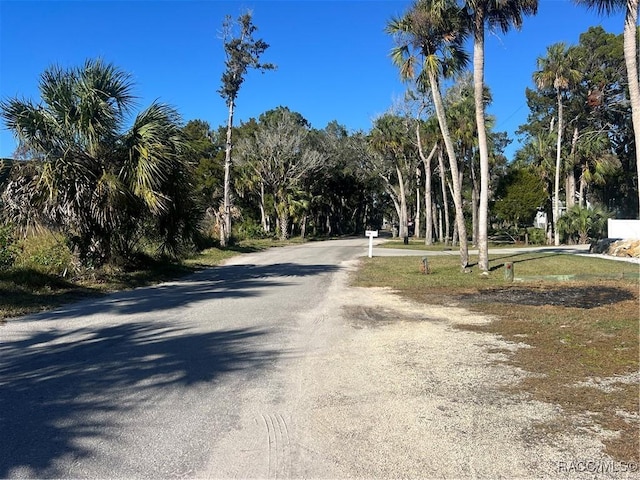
[352,254,639,463]
[465,290,639,463]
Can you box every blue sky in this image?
[0,0,628,160]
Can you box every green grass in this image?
[356,252,639,290]
[351,253,639,463]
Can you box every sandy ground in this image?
[272,259,638,479]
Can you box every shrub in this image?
[235,218,270,240]
[0,223,18,269]
[525,227,546,245]
[558,205,611,244]
[14,231,76,277]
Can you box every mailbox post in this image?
[365,230,379,258]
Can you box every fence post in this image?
[421,257,430,274]
[504,262,514,282]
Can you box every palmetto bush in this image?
[0,60,199,267]
[558,204,611,244]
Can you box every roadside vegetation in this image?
[352,252,639,463]
[0,236,288,321]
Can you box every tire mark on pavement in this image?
[261,413,291,479]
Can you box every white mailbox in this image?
[365,230,379,258]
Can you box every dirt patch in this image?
[344,305,397,328]
[344,304,445,329]
[457,287,639,464]
[351,254,639,467]
[313,279,636,478]
[457,285,634,309]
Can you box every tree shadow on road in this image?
[23,262,340,320]
[0,261,340,477]
[0,321,279,478]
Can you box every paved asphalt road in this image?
[1,238,635,479]
[0,239,370,479]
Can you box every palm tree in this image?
[0,59,195,266]
[574,0,640,216]
[462,0,538,273]
[575,131,622,205]
[516,131,555,241]
[387,0,471,270]
[436,147,452,244]
[533,43,582,245]
[558,204,610,243]
[445,76,480,244]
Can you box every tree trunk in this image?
[566,126,578,209]
[470,152,479,246]
[416,124,437,245]
[436,206,442,243]
[300,215,307,239]
[565,170,576,209]
[222,99,235,247]
[471,184,478,246]
[415,184,421,239]
[278,208,290,241]
[579,167,586,208]
[473,13,490,273]
[386,183,402,239]
[452,215,458,246]
[424,180,432,245]
[396,164,409,240]
[429,70,468,269]
[437,149,450,246]
[623,0,640,217]
[554,90,563,246]
[279,212,289,241]
[276,190,290,241]
[259,181,268,232]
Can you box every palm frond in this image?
[0,98,62,156]
[75,59,136,155]
[91,171,130,229]
[122,102,184,213]
[487,0,539,33]
[573,0,625,16]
